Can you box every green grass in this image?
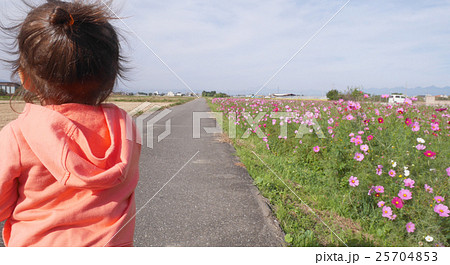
[208,98,449,247]
[0,95,13,100]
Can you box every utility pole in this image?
[405,82,407,96]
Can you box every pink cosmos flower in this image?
[360,144,369,152]
[353,152,364,162]
[346,114,354,121]
[434,196,445,203]
[376,168,382,176]
[377,201,385,207]
[328,118,334,124]
[374,185,385,193]
[425,184,433,193]
[381,94,389,99]
[424,150,436,157]
[382,206,392,218]
[313,146,320,153]
[388,214,397,220]
[364,94,369,98]
[349,176,359,187]
[392,197,404,209]
[447,167,450,177]
[403,178,415,188]
[434,204,450,217]
[398,189,412,200]
[388,169,396,177]
[416,144,426,150]
[367,135,373,141]
[411,122,420,132]
[404,98,412,105]
[406,222,415,233]
[357,131,364,135]
[349,133,355,137]
[354,138,363,146]
[431,122,439,131]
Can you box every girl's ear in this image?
[18,69,24,84]
[18,69,31,91]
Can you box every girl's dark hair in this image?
[2,0,125,105]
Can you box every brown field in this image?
[0,101,171,130]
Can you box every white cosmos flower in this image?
[425,236,433,242]
[417,138,425,143]
[404,170,410,177]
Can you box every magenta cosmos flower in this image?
[405,118,412,126]
[406,222,415,233]
[398,189,412,200]
[403,178,415,188]
[434,204,450,217]
[367,135,374,141]
[382,206,392,218]
[313,146,320,153]
[348,176,359,187]
[392,197,404,209]
[388,169,396,177]
[423,150,436,157]
[434,196,445,203]
[378,117,384,124]
[353,152,364,161]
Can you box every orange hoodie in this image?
[0,103,140,247]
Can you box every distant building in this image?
[175,92,184,96]
[0,82,20,94]
[167,91,175,97]
[272,93,296,97]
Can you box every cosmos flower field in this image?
[211,97,449,247]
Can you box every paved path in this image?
[134,98,284,246]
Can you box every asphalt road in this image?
[133,98,284,246]
[0,98,285,247]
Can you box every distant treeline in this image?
[202,91,229,98]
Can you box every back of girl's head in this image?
[4,0,124,105]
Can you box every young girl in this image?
[0,0,140,246]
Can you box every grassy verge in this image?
[208,98,449,247]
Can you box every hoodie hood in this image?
[18,103,141,190]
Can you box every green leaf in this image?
[285,234,293,243]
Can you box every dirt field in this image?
[0,101,170,130]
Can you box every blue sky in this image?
[1,0,450,95]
